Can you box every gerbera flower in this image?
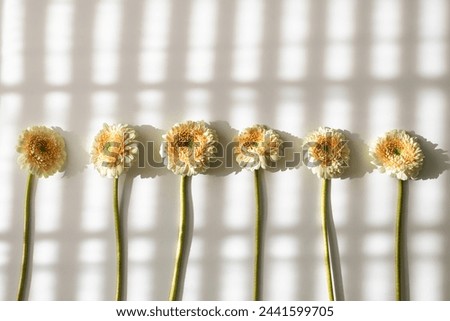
[16,125,66,300]
[90,123,138,178]
[303,127,349,301]
[161,120,218,176]
[303,127,350,179]
[371,130,424,300]
[17,126,66,178]
[370,129,424,180]
[90,123,138,300]
[234,124,283,171]
[233,124,283,300]
[162,121,218,301]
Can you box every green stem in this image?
[253,169,263,301]
[395,179,405,301]
[113,177,124,301]
[169,175,188,301]
[17,173,34,301]
[321,178,335,301]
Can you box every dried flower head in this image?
[90,123,138,178]
[303,127,350,179]
[370,130,424,180]
[234,124,283,171]
[161,121,218,176]
[17,126,67,178]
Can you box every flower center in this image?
[239,128,264,154]
[171,130,199,164]
[37,140,48,153]
[243,141,259,149]
[26,135,60,170]
[321,144,330,153]
[310,136,346,167]
[175,131,194,148]
[385,140,404,158]
[313,142,332,165]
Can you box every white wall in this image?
[0,0,449,300]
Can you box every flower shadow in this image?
[208,121,241,177]
[53,127,89,178]
[409,132,450,180]
[267,130,303,173]
[126,124,168,179]
[340,130,374,180]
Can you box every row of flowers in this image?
[15,122,424,301]
[18,123,424,180]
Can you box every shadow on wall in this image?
[412,133,450,180]
[55,127,89,178]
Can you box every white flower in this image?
[90,123,138,178]
[370,130,424,180]
[303,127,350,179]
[161,121,218,176]
[17,126,67,178]
[234,124,283,171]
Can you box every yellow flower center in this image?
[238,128,264,153]
[26,135,60,171]
[37,140,48,153]
[174,130,194,148]
[95,131,125,167]
[310,136,345,166]
[167,126,212,165]
[376,137,417,168]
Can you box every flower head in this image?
[161,121,218,176]
[90,123,138,178]
[370,130,424,180]
[234,124,283,171]
[303,127,350,179]
[17,126,67,178]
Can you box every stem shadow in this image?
[171,176,194,300]
[118,174,136,301]
[18,175,38,301]
[327,180,345,301]
[255,169,268,300]
[399,180,410,300]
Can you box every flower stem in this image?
[17,173,34,301]
[113,177,124,301]
[253,169,263,301]
[321,178,335,301]
[395,179,405,301]
[169,175,188,301]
